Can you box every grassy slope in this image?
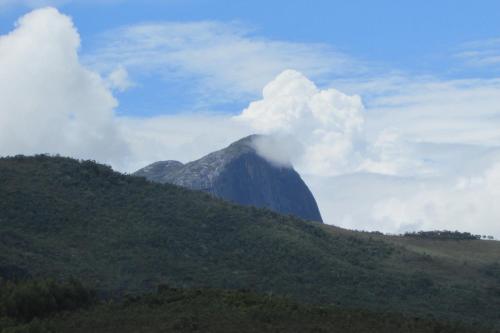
[323,226,500,288]
[0,156,500,328]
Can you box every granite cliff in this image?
[134,135,323,222]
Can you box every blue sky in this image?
[2,1,500,237]
[3,0,500,116]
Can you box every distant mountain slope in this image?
[1,155,500,329]
[134,135,323,222]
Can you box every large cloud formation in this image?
[236,70,365,175]
[235,70,500,238]
[0,7,127,165]
[235,70,421,177]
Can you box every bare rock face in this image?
[134,135,323,223]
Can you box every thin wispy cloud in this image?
[85,21,362,104]
[455,37,500,67]
[333,75,500,147]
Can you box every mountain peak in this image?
[135,135,322,222]
[228,134,261,148]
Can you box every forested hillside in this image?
[1,155,499,330]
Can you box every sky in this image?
[2,1,500,237]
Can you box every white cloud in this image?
[372,163,500,237]
[118,114,252,172]
[251,134,299,168]
[368,78,500,148]
[318,75,500,238]
[304,172,425,232]
[86,21,359,103]
[106,66,134,92]
[331,75,500,149]
[235,70,365,176]
[0,7,128,166]
[358,129,429,176]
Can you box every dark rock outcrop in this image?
[134,135,323,223]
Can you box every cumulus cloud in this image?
[0,7,128,165]
[236,70,365,176]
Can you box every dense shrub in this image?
[403,230,482,240]
[0,278,95,322]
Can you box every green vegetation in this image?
[403,230,482,240]
[1,155,500,330]
[0,280,488,333]
[0,278,95,327]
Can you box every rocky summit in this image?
[134,135,323,222]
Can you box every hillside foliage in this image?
[0,155,500,329]
[0,280,490,333]
[403,231,482,240]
